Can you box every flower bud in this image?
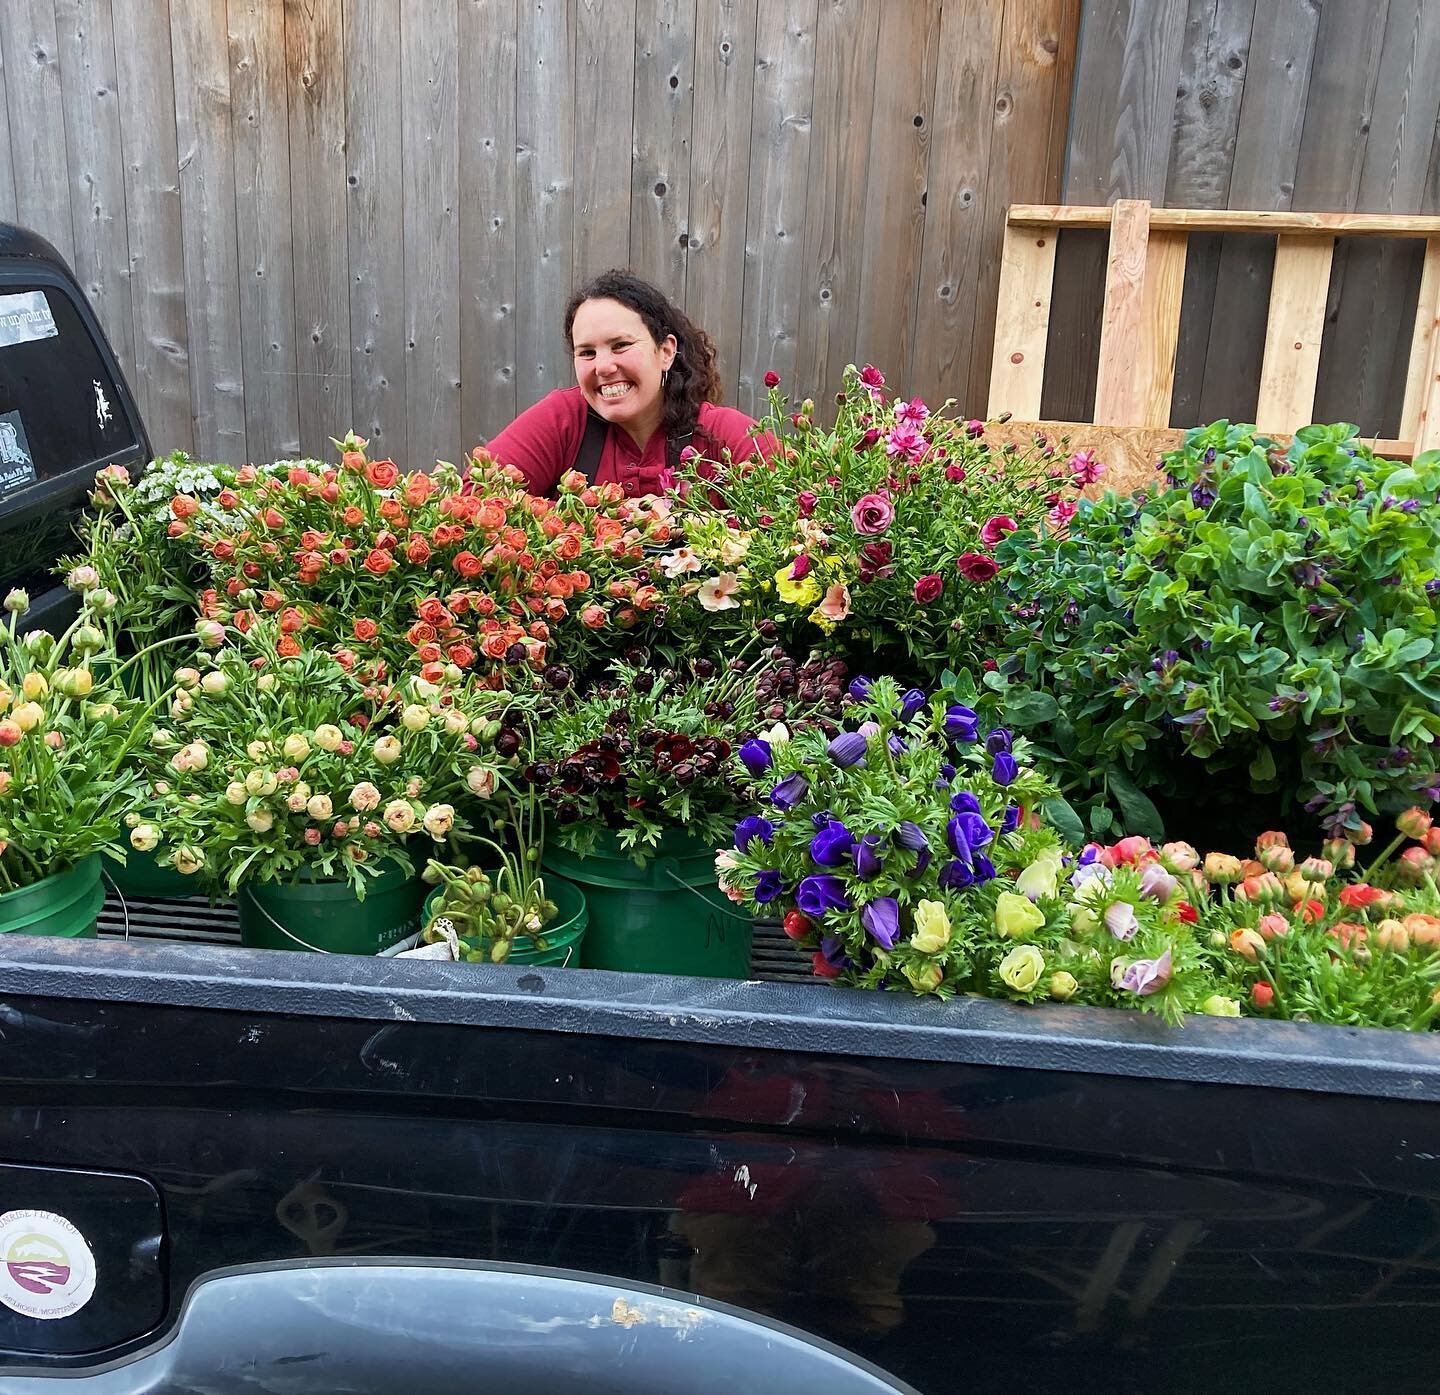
[313,724,344,752]
[902,961,944,994]
[401,704,430,732]
[174,667,202,690]
[465,766,497,798]
[1159,841,1200,873]
[130,823,160,853]
[244,768,279,797]
[1321,839,1355,871]
[909,900,951,954]
[11,702,43,733]
[1200,994,1241,1017]
[72,624,104,655]
[257,672,276,691]
[246,808,275,833]
[1202,852,1243,885]
[224,781,248,805]
[54,668,93,698]
[1229,927,1265,961]
[443,708,469,735]
[1374,918,1409,953]
[1047,970,1078,1001]
[86,588,118,615]
[1398,846,1436,881]
[3,588,30,614]
[21,672,48,701]
[23,631,55,659]
[172,845,206,875]
[373,735,403,764]
[995,890,1047,938]
[306,793,333,821]
[1397,807,1433,840]
[0,770,12,794]
[998,944,1045,993]
[201,670,228,695]
[1299,856,1333,883]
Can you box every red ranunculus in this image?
[362,549,394,575]
[366,458,400,489]
[453,551,483,578]
[913,573,944,604]
[979,514,1018,547]
[353,618,378,642]
[956,551,999,583]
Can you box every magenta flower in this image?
[1049,499,1078,528]
[859,364,886,396]
[965,419,984,438]
[979,515,1018,548]
[1069,449,1104,486]
[797,490,817,518]
[885,424,927,463]
[895,397,930,427]
[850,493,895,535]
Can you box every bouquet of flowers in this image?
[525,646,850,859]
[0,587,148,892]
[188,437,683,684]
[672,364,1090,670]
[145,622,515,894]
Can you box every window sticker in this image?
[0,291,59,349]
[0,1209,97,1320]
[0,411,36,498]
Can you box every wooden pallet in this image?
[985,201,1440,490]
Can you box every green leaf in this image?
[1248,745,1277,784]
[1040,796,1086,847]
[1104,767,1165,840]
[1004,688,1060,726]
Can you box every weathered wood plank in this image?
[966,0,1076,416]
[910,0,1003,411]
[685,0,758,400]
[228,0,301,463]
[285,0,353,459]
[344,0,407,461]
[1400,236,1440,445]
[459,0,518,445]
[572,0,635,281]
[111,0,191,453]
[0,33,17,223]
[987,224,1057,420]
[515,0,574,403]
[630,0,695,303]
[1093,199,1151,424]
[735,0,818,415]
[795,0,881,404]
[170,0,247,462]
[2,0,76,264]
[1010,206,1440,237]
[54,0,136,383]
[1255,234,1333,432]
[853,0,939,396]
[402,0,460,469]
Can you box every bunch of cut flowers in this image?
[188,435,682,683]
[671,364,1091,670]
[144,620,516,896]
[524,643,850,861]
[0,587,149,893]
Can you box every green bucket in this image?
[423,875,589,967]
[106,846,195,900]
[542,829,751,978]
[0,856,104,939]
[238,861,426,955]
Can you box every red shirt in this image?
[479,386,773,497]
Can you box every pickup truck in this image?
[1,222,1438,1394]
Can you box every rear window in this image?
[0,284,139,508]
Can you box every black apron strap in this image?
[572,409,609,484]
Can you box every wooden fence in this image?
[0,0,1077,470]
[1051,0,1440,439]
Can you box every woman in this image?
[477,269,772,497]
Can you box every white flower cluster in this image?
[133,452,235,525]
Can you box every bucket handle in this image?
[661,864,731,911]
[248,895,332,955]
[100,867,131,942]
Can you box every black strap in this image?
[571,413,695,485]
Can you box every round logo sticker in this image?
[0,1210,96,1320]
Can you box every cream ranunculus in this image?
[282,734,311,763]
[1014,852,1062,901]
[401,705,431,732]
[224,781,248,806]
[999,944,1045,993]
[130,823,161,852]
[443,708,469,735]
[172,845,206,875]
[421,803,456,839]
[465,766,497,798]
[313,723,344,752]
[305,793,334,821]
[910,899,952,955]
[200,670,228,695]
[994,890,1046,939]
[349,781,382,812]
[244,768,278,797]
[246,808,275,833]
[373,736,403,765]
[383,799,416,833]
[11,701,43,732]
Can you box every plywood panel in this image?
[402,0,460,469]
[735,0,818,415]
[54,0,135,384]
[111,0,191,453]
[459,0,518,446]
[572,0,635,282]
[285,0,353,459]
[229,0,301,463]
[170,0,246,462]
[345,0,407,460]
[630,0,695,303]
[685,0,757,400]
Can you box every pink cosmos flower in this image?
[698,573,741,611]
[850,492,894,535]
[979,514,1018,547]
[885,424,927,463]
[1069,449,1105,486]
[895,397,930,427]
[815,582,851,623]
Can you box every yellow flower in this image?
[1201,994,1241,1017]
[1014,852,1061,901]
[994,890,1046,939]
[999,944,1045,993]
[902,961,944,994]
[1047,970,1078,1000]
[910,900,952,954]
[773,564,821,607]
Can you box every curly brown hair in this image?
[563,270,723,444]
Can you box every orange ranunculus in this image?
[417,597,450,626]
[261,590,284,611]
[541,514,564,538]
[366,459,400,489]
[481,632,510,660]
[353,618,379,642]
[378,499,406,523]
[453,551,483,578]
[1296,898,1326,923]
[171,494,200,520]
[1403,913,1440,947]
[632,585,659,611]
[420,662,447,684]
[448,644,476,668]
[1229,927,1265,960]
[405,536,432,565]
[545,575,573,599]
[261,507,285,530]
[341,449,366,473]
[1327,921,1367,950]
[280,606,307,634]
[416,644,443,664]
[406,622,437,647]
[1339,883,1387,910]
[569,570,590,592]
[329,548,351,567]
[1256,912,1289,941]
[362,549,394,575]
[476,504,507,532]
[554,534,582,561]
[472,594,497,617]
[277,634,302,658]
[403,473,435,507]
[580,604,607,629]
[545,599,568,622]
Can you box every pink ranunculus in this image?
[945,465,967,484]
[979,514,1018,547]
[885,424,927,463]
[859,364,886,395]
[815,582,851,623]
[797,490,817,518]
[1049,499,1078,528]
[956,552,999,583]
[850,492,894,535]
[913,573,944,605]
[895,396,930,427]
[1069,448,1105,486]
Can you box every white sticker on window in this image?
[0,291,59,349]
[0,1209,97,1320]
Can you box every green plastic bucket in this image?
[107,845,194,899]
[238,861,426,955]
[0,856,103,939]
[542,829,751,978]
[423,876,589,966]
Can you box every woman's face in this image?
[570,298,676,440]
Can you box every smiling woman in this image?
[475,270,774,498]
